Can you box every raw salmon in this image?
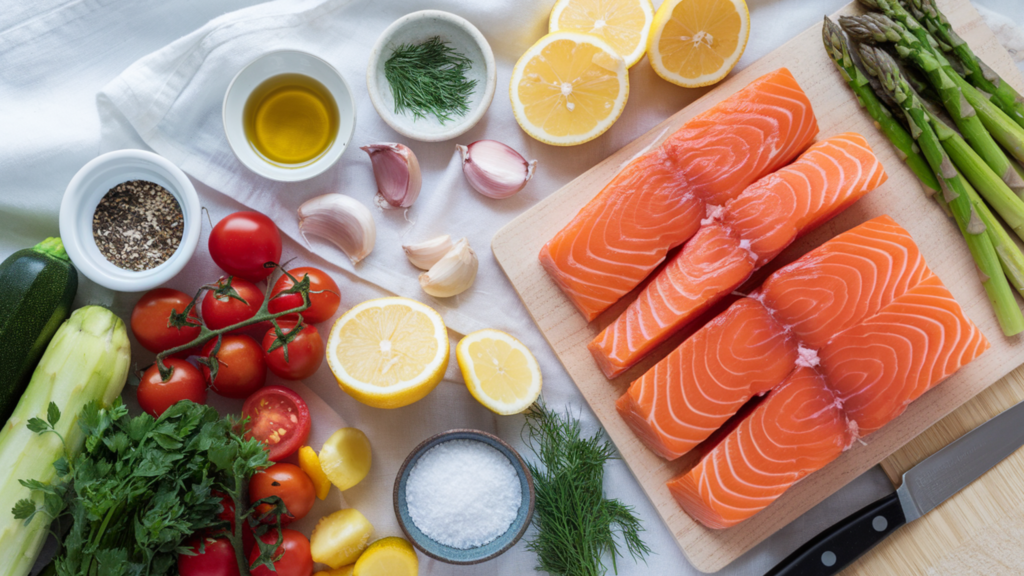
[539,68,818,321]
[591,133,888,378]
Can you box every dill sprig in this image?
[522,402,651,576]
[383,36,477,124]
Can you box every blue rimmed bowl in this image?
[393,429,535,564]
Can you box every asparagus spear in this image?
[860,44,1024,335]
[822,17,940,193]
[903,0,1024,128]
[841,13,1024,196]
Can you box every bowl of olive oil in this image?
[224,50,356,182]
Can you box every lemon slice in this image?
[549,0,654,68]
[648,0,750,88]
[456,329,542,415]
[353,537,418,576]
[298,446,332,500]
[319,427,372,491]
[510,31,629,146]
[327,298,449,409]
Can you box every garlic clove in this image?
[458,140,537,199]
[361,143,422,208]
[419,238,478,298]
[297,194,376,264]
[403,234,453,270]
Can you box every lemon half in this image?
[456,329,542,415]
[353,537,418,576]
[510,31,629,146]
[648,0,750,88]
[549,0,655,68]
[327,298,448,409]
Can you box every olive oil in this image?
[243,73,339,166]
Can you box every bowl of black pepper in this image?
[59,149,201,292]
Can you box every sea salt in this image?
[406,439,522,549]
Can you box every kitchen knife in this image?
[765,397,1024,576]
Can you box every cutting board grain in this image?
[491,0,1024,572]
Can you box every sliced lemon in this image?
[311,508,374,568]
[549,0,654,68]
[510,31,629,146]
[319,427,372,491]
[298,446,332,500]
[647,0,750,88]
[314,568,354,576]
[456,329,542,415]
[327,297,449,409]
[353,537,418,576]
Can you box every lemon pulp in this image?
[244,73,339,166]
[334,304,438,388]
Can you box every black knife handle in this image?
[764,491,907,576]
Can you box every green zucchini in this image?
[0,237,78,425]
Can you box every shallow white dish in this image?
[367,10,496,142]
[59,149,201,292]
[223,49,356,182]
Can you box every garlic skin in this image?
[458,140,537,199]
[419,238,478,298]
[361,143,422,208]
[297,194,376,264]
[403,234,453,270]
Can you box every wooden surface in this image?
[491,0,1024,572]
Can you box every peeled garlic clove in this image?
[419,238,478,298]
[458,140,537,199]
[297,194,376,264]
[361,143,422,208]
[403,234,453,270]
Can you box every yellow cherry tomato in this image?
[310,508,374,568]
[299,446,331,500]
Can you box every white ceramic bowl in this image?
[59,149,201,292]
[367,11,496,142]
[223,49,356,182]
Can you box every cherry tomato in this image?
[268,267,341,324]
[202,277,265,331]
[137,359,207,417]
[178,536,239,576]
[249,463,316,523]
[201,335,267,399]
[131,288,201,354]
[249,529,313,576]
[262,322,324,381]
[209,212,282,282]
[212,491,255,555]
[242,386,310,461]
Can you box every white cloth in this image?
[2,0,1023,574]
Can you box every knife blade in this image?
[765,396,1024,576]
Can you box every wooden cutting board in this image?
[491,0,1024,572]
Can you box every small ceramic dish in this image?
[59,149,201,292]
[223,49,356,182]
[367,11,496,142]
[394,429,535,564]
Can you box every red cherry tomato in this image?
[249,463,315,523]
[262,322,324,381]
[202,278,265,331]
[201,335,267,399]
[249,529,313,576]
[268,267,341,324]
[212,491,255,555]
[209,212,283,282]
[137,359,207,417]
[178,536,239,576]
[241,386,310,461]
[131,288,201,354]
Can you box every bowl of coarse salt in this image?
[393,429,534,564]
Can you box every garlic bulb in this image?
[403,234,453,270]
[457,140,537,199]
[361,143,422,208]
[419,238,478,298]
[297,194,376,264]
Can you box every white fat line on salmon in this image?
[700,204,726,226]
[620,126,672,169]
[795,346,820,368]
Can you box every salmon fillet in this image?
[539,68,818,322]
[591,133,888,378]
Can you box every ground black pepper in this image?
[92,180,183,271]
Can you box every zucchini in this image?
[0,237,78,425]
[0,305,130,576]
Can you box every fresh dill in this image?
[522,402,651,576]
[383,36,477,124]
